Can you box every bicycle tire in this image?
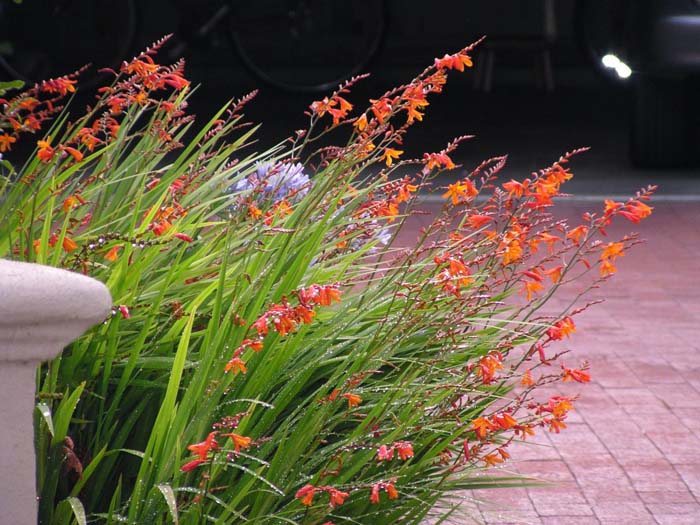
[0,0,138,91]
[228,0,387,94]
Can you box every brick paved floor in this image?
[408,199,700,525]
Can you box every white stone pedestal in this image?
[0,259,112,524]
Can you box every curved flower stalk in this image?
[0,36,654,525]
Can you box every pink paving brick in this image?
[541,518,600,525]
[431,201,700,524]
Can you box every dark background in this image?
[2,0,698,195]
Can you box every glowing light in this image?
[615,62,632,79]
[602,54,620,69]
[601,53,632,79]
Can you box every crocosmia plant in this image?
[0,36,653,524]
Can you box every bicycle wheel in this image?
[228,0,387,93]
[0,0,137,90]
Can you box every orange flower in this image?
[224,357,247,374]
[37,138,55,163]
[472,416,496,439]
[566,225,588,245]
[382,148,403,167]
[354,113,368,131]
[180,458,206,472]
[377,444,394,461]
[521,369,534,387]
[502,179,528,197]
[604,199,624,215]
[370,483,380,504]
[467,214,492,229]
[342,392,362,409]
[18,97,39,111]
[40,76,76,96]
[0,133,17,152]
[547,316,575,340]
[295,484,316,506]
[424,151,456,171]
[600,259,617,277]
[601,242,625,261]
[62,196,79,213]
[622,200,653,222]
[385,481,399,500]
[522,279,544,301]
[60,146,83,162]
[104,245,121,262]
[395,441,414,461]
[221,432,252,453]
[248,204,262,220]
[186,431,219,461]
[543,265,563,283]
[125,55,159,76]
[369,97,393,123]
[62,237,78,252]
[501,239,523,265]
[492,412,518,430]
[483,453,504,467]
[442,180,477,205]
[310,97,335,117]
[434,52,473,71]
[562,364,591,383]
[328,487,349,507]
[317,285,342,306]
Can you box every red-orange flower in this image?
[342,392,362,409]
[295,484,316,506]
[40,76,76,96]
[395,441,414,461]
[442,180,477,205]
[327,487,349,507]
[377,444,394,461]
[61,146,83,162]
[521,369,534,387]
[370,483,380,504]
[522,279,545,301]
[221,432,252,453]
[189,431,218,459]
[0,133,16,152]
[472,416,496,439]
[566,225,588,245]
[435,52,473,71]
[601,242,625,261]
[547,316,575,340]
[385,480,399,500]
[224,357,247,374]
[562,364,591,383]
[424,151,456,171]
[104,245,122,262]
[62,237,78,252]
[37,137,55,163]
[382,148,403,167]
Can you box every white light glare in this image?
[615,62,632,79]
[601,53,632,79]
[601,54,620,68]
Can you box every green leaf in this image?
[51,382,85,447]
[36,402,54,437]
[156,483,179,525]
[64,496,87,525]
[0,79,24,95]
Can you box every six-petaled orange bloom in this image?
[342,392,362,409]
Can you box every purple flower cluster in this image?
[230,161,311,202]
